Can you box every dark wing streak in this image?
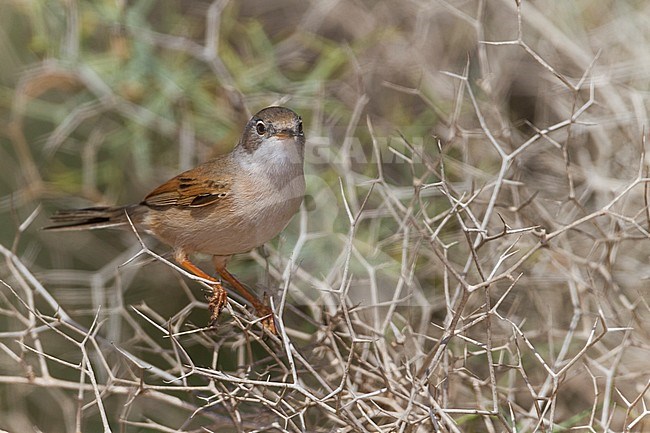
[142,176,231,209]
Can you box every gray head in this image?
[234,106,306,191]
[239,106,304,157]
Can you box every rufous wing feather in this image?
[142,171,232,208]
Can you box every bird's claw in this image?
[207,284,228,327]
[256,293,277,335]
[258,306,277,335]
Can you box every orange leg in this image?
[213,261,277,335]
[176,254,227,326]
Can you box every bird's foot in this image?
[255,293,277,335]
[207,283,228,327]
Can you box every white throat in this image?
[238,136,304,185]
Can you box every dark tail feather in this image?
[44,205,141,231]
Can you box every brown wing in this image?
[142,163,232,208]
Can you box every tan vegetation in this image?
[1,1,649,431]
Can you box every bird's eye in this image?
[255,121,266,135]
[297,117,303,134]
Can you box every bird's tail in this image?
[44,205,144,231]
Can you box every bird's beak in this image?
[274,131,294,140]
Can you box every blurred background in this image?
[1,1,649,432]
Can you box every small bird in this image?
[45,106,306,334]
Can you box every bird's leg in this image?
[213,258,277,335]
[175,252,227,326]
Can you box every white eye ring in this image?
[255,121,266,135]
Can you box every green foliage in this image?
[1,1,649,432]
